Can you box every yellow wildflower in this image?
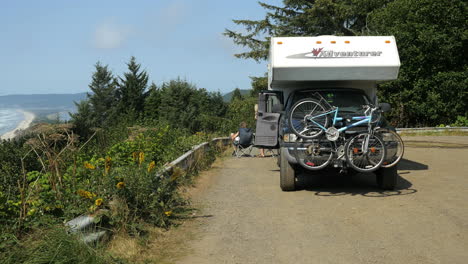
[116,182,125,189]
[164,211,172,217]
[84,162,95,170]
[105,156,111,174]
[95,198,103,206]
[147,161,156,173]
[77,189,96,199]
[139,152,145,165]
[77,189,86,197]
[132,152,138,162]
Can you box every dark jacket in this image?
[239,127,253,145]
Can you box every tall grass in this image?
[1,228,114,264]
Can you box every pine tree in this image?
[87,62,117,126]
[70,100,94,138]
[224,0,394,61]
[231,88,243,102]
[117,56,149,115]
[156,79,228,133]
[144,82,161,120]
[158,79,197,131]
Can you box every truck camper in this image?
[254,36,403,191]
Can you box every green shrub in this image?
[0,120,223,261]
[451,116,468,127]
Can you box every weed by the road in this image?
[1,227,114,264]
[399,130,468,137]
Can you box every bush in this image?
[0,121,220,259]
[451,116,468,127]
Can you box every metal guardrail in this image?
[396,127,468,133]
[66,137,231,243]
[160,137,230,175]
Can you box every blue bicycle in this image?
[288,93,388,172]
[289,92,381,140]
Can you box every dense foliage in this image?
[0,57,237,262]
[225,0,467,127]
[368,0,467,127]
[71,57,230,136]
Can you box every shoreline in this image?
[0,110,35,140]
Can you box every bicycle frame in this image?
[306,107,371,133]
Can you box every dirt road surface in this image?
[177,136,468,264]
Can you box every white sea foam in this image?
[0,109,35,140]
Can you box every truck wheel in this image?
[376,166,398,190]
[276,148,281,168]
[280,149,296,191]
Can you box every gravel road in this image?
[177,136,468,264]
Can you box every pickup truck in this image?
[254,36,401,191]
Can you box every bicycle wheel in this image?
[374,128,404,168]
[289,98,329,139]
[345,133,386,173]
[294,139,333,170]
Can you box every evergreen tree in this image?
[117,56,149,115]
[206,91,227,117]
[158,79,199,132]
[157,79,228,133]
[224,0,394,61]
[231,88,243,102]
[144,82,161,120]
[70,100,94,139]
[87,62,117,126]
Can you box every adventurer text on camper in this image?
[287,48,383,59]
[316,49,383,58]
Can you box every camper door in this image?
[255,91,283,148]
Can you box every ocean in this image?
[0,109,25,136]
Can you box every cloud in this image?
[93,20,132,49]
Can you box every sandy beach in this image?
[0,110,35,140]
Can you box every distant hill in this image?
[0,93,87,109]
[222,89,251,102]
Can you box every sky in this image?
[0,0,282,96]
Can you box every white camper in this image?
[268,36,400,100]
[255,36,401,191]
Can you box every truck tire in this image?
[276,148,281,167]
[376,166,398,190]
[280,149,296,191]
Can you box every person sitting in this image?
[231,122,253,157]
